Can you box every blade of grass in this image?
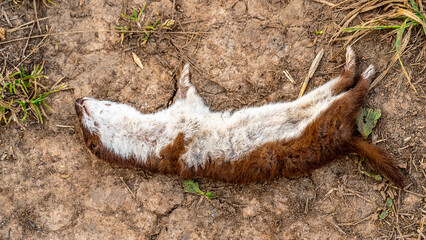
[395,23,417,92]
[31,102,43,124]
[344,25,402,31]
[370,27,411,89]
[16,101,27,123]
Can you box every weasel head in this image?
[75,97,142,151]
[75,97,119,134]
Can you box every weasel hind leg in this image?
[332,46,357,95]
[341,64,375,123]
[346,65,405,188]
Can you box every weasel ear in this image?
[176,63,192,100]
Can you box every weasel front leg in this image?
[174,63,206,108]
[176,63,192,100]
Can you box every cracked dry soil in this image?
[0,0,425,239]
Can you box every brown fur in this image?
[75,68,405,188]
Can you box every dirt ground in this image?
[0,0,425,239]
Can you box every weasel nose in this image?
[75,98,91,117]
[76,98,86,105]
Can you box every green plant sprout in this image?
[0,63,66,126]
[183,180,216,199]
[379,197,393,219]
[358,157,383,182]
[115,2,175,45]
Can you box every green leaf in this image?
[379,208,390,219]
[9,71,20,78]
[183,180,216,199]
[20,65,26,79]
[32,103,43,124]
[360,169,383,181]
[395,19,409,54]
[153,19,160,28]
[121,13,137,21]
[356,108,381,138]
[359,157,383,181]
[17,101,28,123]
[372,173,383,181]
[386,198,393,208]
[183,180,204,195]
[141,2,146,14]
[315,30,323,35]
[205,192,216,199]
[409,0,420,12]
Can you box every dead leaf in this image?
[132,52,144,70]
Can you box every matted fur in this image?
[75,47,405,188]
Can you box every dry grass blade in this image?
[397,8,426,29]
[332,0,425,92]
[361,0,405,13]
[339,0,375,25]
[370,28,411,89]
[313,0,335,7]
[283,70,296,84]
[298,48,324,98]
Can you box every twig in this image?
[1,54,6,76]
[22,23,35,59]
[56,125,74,128]
[51,77,66,89]
[418,216,425,240]
[338,215,372,226]
[304,197,309,214]
[6,17,49,33]
[6,228,11,240]
[329,219,346,235]
[283,70,296,84]
[33,0,41,33]
[119,176,136,199]
[394,189,404,240]
[0,1,13,7]
[389,185,424,197]
[2,7,13,27]
[298,48,324,98]
[313,0,336,7]
[14,27,52,68]
[344,188,374,203]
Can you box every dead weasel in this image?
[75,47,405,188]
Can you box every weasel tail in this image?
[75,47,405,188]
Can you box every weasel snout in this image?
[75,97,88,105]
[75,97,90,118]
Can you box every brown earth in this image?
[0,0,425,239]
